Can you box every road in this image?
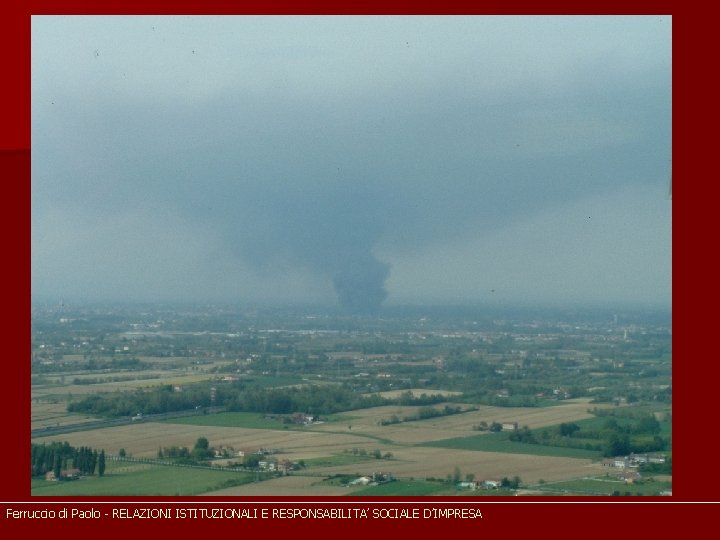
[31,407,226,438]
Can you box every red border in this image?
[5,0,697,536]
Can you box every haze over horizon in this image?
[32,16,672,311]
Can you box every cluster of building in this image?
[45,468,81,481]
[456,480,503,490]
[348,472,395,486]
[600,453,667,484]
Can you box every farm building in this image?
[480,480,501,489]
[349,476,372,486]
[45,468,81,481]
[618,471,642,484]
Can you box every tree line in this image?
[379,404,474,426]
[31,441,106,479]
[502,414,669,457]
[67,381,415,417]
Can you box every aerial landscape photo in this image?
[31,15,671,497]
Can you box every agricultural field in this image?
[532,476,672,496]
[203,474,353,497]
[31,303,671,496]
[30,396,665,495]
[33,371,216,396]
[420,432,601,459]
[31,400,101,431]
[159,411,297,430]
[31,459,255,496]
[305,447,603,485]
[309,398,610,445]
[32,399,609,495]
[371,388,463,399]
[32,422,374,461]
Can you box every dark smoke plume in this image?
[331,253,390,314]
[33,38,670,309]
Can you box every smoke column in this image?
[331,253,390,314]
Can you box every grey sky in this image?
[31,15,672,309]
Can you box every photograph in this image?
[2,3,693,537]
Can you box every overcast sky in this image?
[31,15,672,310]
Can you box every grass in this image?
[420,432,601,459]
[351,480,453,496]
[534,399,574,408]
[582,405,671,425]
[322,413,359,423]
[349,479,520,497]
[409,406,672,461]
[534,476,672,496]
[159,411,288,429]
[160,411,363,431]
[301,453,381,468]
[31,460,256,496]
[242,375,309,388]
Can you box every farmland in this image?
[531,476,673,496]
[32,302,671,496]
[31,459,256,496]
[31,397,659,495]
[308,399,609,445]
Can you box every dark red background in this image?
[2,1,700,536]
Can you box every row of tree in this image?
[31,442,106,479]
[68,381,400,417]
[379,404,471,425]
[158,437,214,462]
[67,383,215,416]
[223,384,389,415]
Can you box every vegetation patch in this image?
[379,404,477,426]
[534,476,672,496]
[31,459,256,496]
[160,411,289,430]
[420,432,601,459]
[302,451,389,468]
[351,480,453,496]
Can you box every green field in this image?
[243,375,313,388]
[420,432,601,459]
[31,460,256,496]
[302,453,382,468]
[160,411,357,430]
[534,476,672,496]
[159,411,287,429]
[574,406,671,429]
[421,406,672,460]
[349,480,518,496]
[321,413,359,423]
[351,480,453,496]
